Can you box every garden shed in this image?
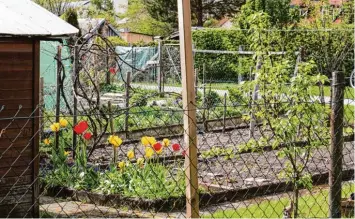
[0,0,78,217]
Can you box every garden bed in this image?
[43,168,354,212]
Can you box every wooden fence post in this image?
[55,45,62,150]
[108,101,116,163]
[125,72,131,139]
[329,71,344,218]
[178,0,199,217]
[72,45,79,159]
[106,45,110,85]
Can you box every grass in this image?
[134,82,354,99]
[309,86,354,99]
[204,182,354,218]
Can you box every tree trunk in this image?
[196,0,203,26]
[293,183,299,218]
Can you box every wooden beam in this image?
[32,40,40,217]
[177,0,199,218]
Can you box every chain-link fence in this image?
[0,30,354,218]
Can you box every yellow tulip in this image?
[147,137,156,145]
[141,136,156,146]
[64,151,70,156]
[145,147,154,158]
[127,150,135,160]
[162,138,170,147]
[137,157,145,167]
[43,138,51,145]
[59,118,68,128]
[118,161,125,170]
[108,135,122,148]
[141,136,149,146]
[50,123,60,132]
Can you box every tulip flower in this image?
[109,67,116,75]
[64,151,70,156]
[73,121,88,135]
[156,148,163,155]
[59,118,68,128]
[182,150,187,157]
[118,161,125,170]
[108,135,122,148]
[145,147,154,158]
[172,143,181,152]
[127,150,135,160]
[83,132,92,140]
[141,136,156,146]
[137,158,145,167]
[50,123,60,132]
[163,138,170,147]
[43,138,51,145]
[153,142,162,152]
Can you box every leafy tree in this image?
[91,0,114,12]
[235,0,300,28]
[239,12,330,218]
[116,0,172,36]
[144,0,246,27]
[61,7,81,33]
[34,0,71,15]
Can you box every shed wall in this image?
[0,40,39,217]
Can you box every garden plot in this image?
[40,122,354,212]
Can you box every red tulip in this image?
[153,142,162,151]
[109,67,116,75]
[73,121,88,135]
[83,132,92,140]
[172,143,180,151]
[182,150,187,157]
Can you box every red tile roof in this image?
[291,0,347,6]
[329,0,346,6]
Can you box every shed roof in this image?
[0,0,79,38]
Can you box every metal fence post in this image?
[125,72,131,139]
[249,57,262,138]
[39,77,44,134]
[223,93,227,133]
[158,40,163,94]
[55,45,62,150]
[329,71,344,218]
[178,0,199,217]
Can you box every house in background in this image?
[78,18,154,44]
[291,0,348,21]
[216,18,233,29]
[118,28,154,44]
[78,18,121,40]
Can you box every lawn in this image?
[133,82,354,99]
[204,182,354,218]
[309,86,354,100]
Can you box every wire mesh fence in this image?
[0,31,354,218]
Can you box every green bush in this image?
[204,90,221,108]
[100,83,125,93]
[95,162,185,198]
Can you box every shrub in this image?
[204,90,221,108]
